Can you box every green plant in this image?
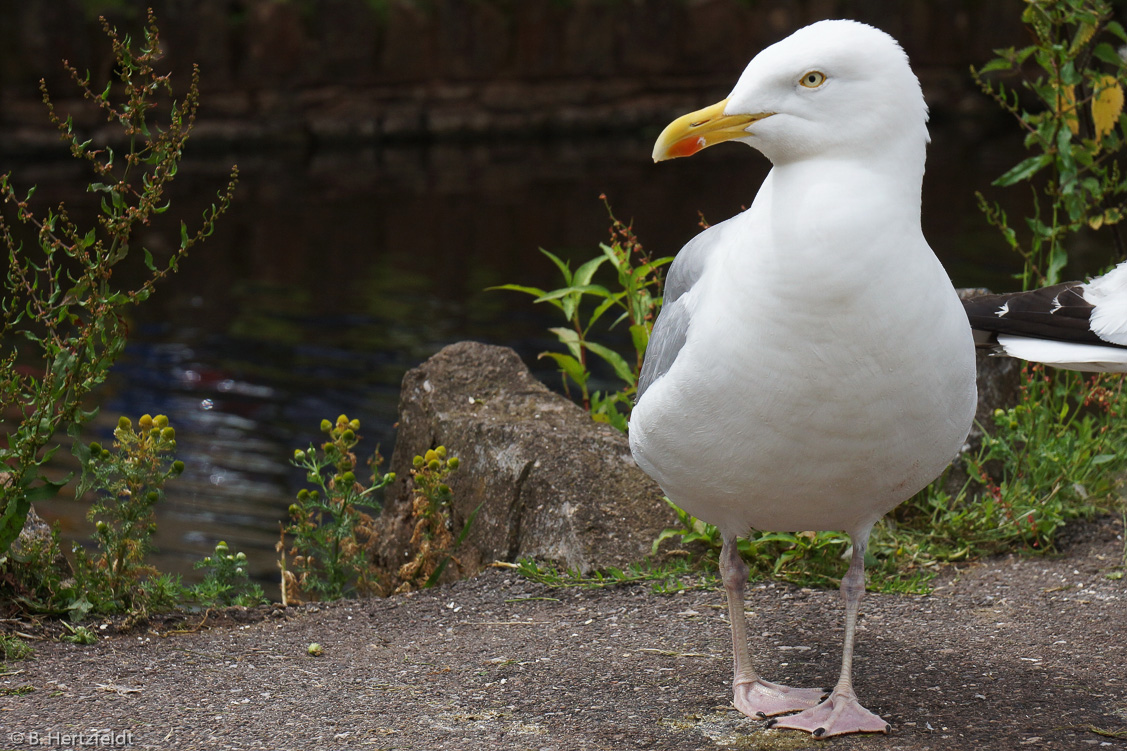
[190,540,266,608]
[971,0,1127,287]
[395,446,479,592]
[60,622,98,645]
[0,633,33,662]
[71,414,184,613]
[492,197,672,431]
[0,515,85,618]
[283,415,394,601]
[0,9,238,558]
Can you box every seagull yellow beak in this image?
[652,98,772,162]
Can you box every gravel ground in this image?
[1,516,1124,751]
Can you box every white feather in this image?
[996,334,1127,373]
[1081,261,1127,346]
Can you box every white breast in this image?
[629,172,976,536]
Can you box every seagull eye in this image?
[800,71,826,88]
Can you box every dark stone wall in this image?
[0,0,1026,151]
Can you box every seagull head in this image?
[653,20,929,167]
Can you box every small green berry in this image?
[341,429,355,443]
[95,521,109,534]
[428,459,441,472]
[320,419,332,433]
[289,503,301,517]
[342,471,356,484]
[161,426,176,441]
[293,449,306,461]
[117,416,132,431]
[216,540,229,552]
[413,456,424,468]
[88,441,102,454]
[139,414,154,430]
[307,642,323,656]
[349,419,360,431]
[171,460,185,475]
[447,457,460,471]
[435,445,447,459]
[424,449,438,464]
[297,488,310,501]
[154,414,169,428]
[236,551,247,561]
[385,472,396,483]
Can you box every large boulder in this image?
[378,341,673,578]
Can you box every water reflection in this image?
[17,128,1065,587]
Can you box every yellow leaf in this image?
[1060,84,1080,135]
[1089,214,1105,230]
[1070,21,1097,55]
[1091,75,1124,141]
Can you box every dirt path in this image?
[1,517,1124,751]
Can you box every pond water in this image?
[14,122,1080,587]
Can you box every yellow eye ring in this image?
[800,71,826,88]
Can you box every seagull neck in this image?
[767,154,924,223]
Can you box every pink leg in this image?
[769,527,891,738]
[720,533,827,717]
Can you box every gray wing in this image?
[637,228,720,400]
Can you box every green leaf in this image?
[652,527,682,554]
[573,254,609,287]
[533,284,612,304]
[587,294,622,331]
[993,154,1052,186]
[977,58,1014,74]
[629,323,650,357]
[584,340,636,386]
[539,351,588,387]
[1092,42,1124,66]
[1106,20,1127,44]
[538,248,572,285]
[547,326,583,359]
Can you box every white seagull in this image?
[964,263,1127,372]
[629,20,977,737]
